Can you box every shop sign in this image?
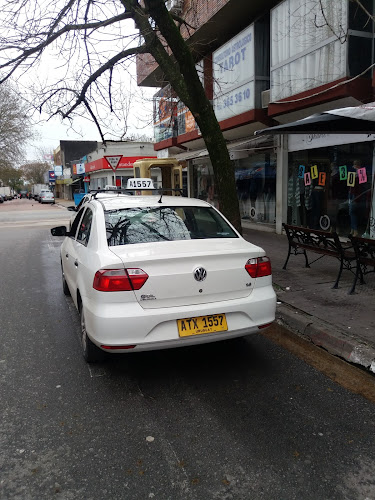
[288,133,375,152]
[76,163,85,174]
[54,165,63,176]
[86,156,157,172]
[213,24,255,121]
[72,163,85,175]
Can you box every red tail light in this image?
[101,345,136,350]
[93,268,148,292]
[245,256,272,278]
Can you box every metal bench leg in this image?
[282,245,291,270]
[359,266,365,285]
[348,264,361,295]
[303,250,310,268]
[332,258,344,289]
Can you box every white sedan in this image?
[51,193,276,362]
[40,191,55,204]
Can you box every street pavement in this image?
[55,198,375,374]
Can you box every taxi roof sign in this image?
[126,178,155,190]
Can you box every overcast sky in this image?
[24,80,155,162]
[3,7,156,163]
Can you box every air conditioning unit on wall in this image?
[166,0,183,14]
[261,89,271,109]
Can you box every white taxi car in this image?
[51,188,276,362]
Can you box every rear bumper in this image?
[83,286,276,352]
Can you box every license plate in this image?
[177,314,228,337]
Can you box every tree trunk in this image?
[131,0,242,233]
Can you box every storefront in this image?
[189,147,277,226]
[287,134,375,238]
[85,155,157,190]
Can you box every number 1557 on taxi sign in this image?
[127,178,154,189]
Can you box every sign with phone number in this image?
[214,82,254,122]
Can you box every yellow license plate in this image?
[177,314,228,337]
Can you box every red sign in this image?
[85,156,157,173]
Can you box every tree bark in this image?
[128,0,242,232]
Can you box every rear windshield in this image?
[105,206,238,246]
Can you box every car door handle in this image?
[74,260,78,267]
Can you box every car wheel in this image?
[80,305,102,363]
[61,264,70,296]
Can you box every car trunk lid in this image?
[110,239,264,309]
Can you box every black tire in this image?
[61,264,70,296]
[80,305,103,363]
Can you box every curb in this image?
[276,303,375,374]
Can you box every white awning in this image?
[174,135,273,161]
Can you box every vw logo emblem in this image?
[194,267,207,282]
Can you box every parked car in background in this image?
[32,183,50,201]
[40,191,55,204]
[51,190,276,363]
[0,194,4,203]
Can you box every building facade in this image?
[54,140,98,200]
[84,141,157,190]
[136,0,375,237]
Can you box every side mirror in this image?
[51,226,69,237]
[67,206,77,212]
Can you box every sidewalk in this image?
[56,199,375,373]
[242,221,375,374]
[56,198,75,208]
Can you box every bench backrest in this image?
[283,223,343,254]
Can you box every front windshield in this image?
[105,206,238,246]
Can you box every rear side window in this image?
[105,206,238,246]
[70,207,85,238]
[76,208,93,246]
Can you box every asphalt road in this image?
[1,200,375,499]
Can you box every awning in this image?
[226,135,274,151]
[174,135,273,161]
[254,103,375,136]
[56,178,73,185]
[175,148,209,161]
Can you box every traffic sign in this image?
[104,155,122,171]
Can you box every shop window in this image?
[288,142,374,238]
[271,0,348,100]
[192,163,218,209]
[235,155,276,224]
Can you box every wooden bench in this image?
[348,235,375,294]
[282,223,356,289]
